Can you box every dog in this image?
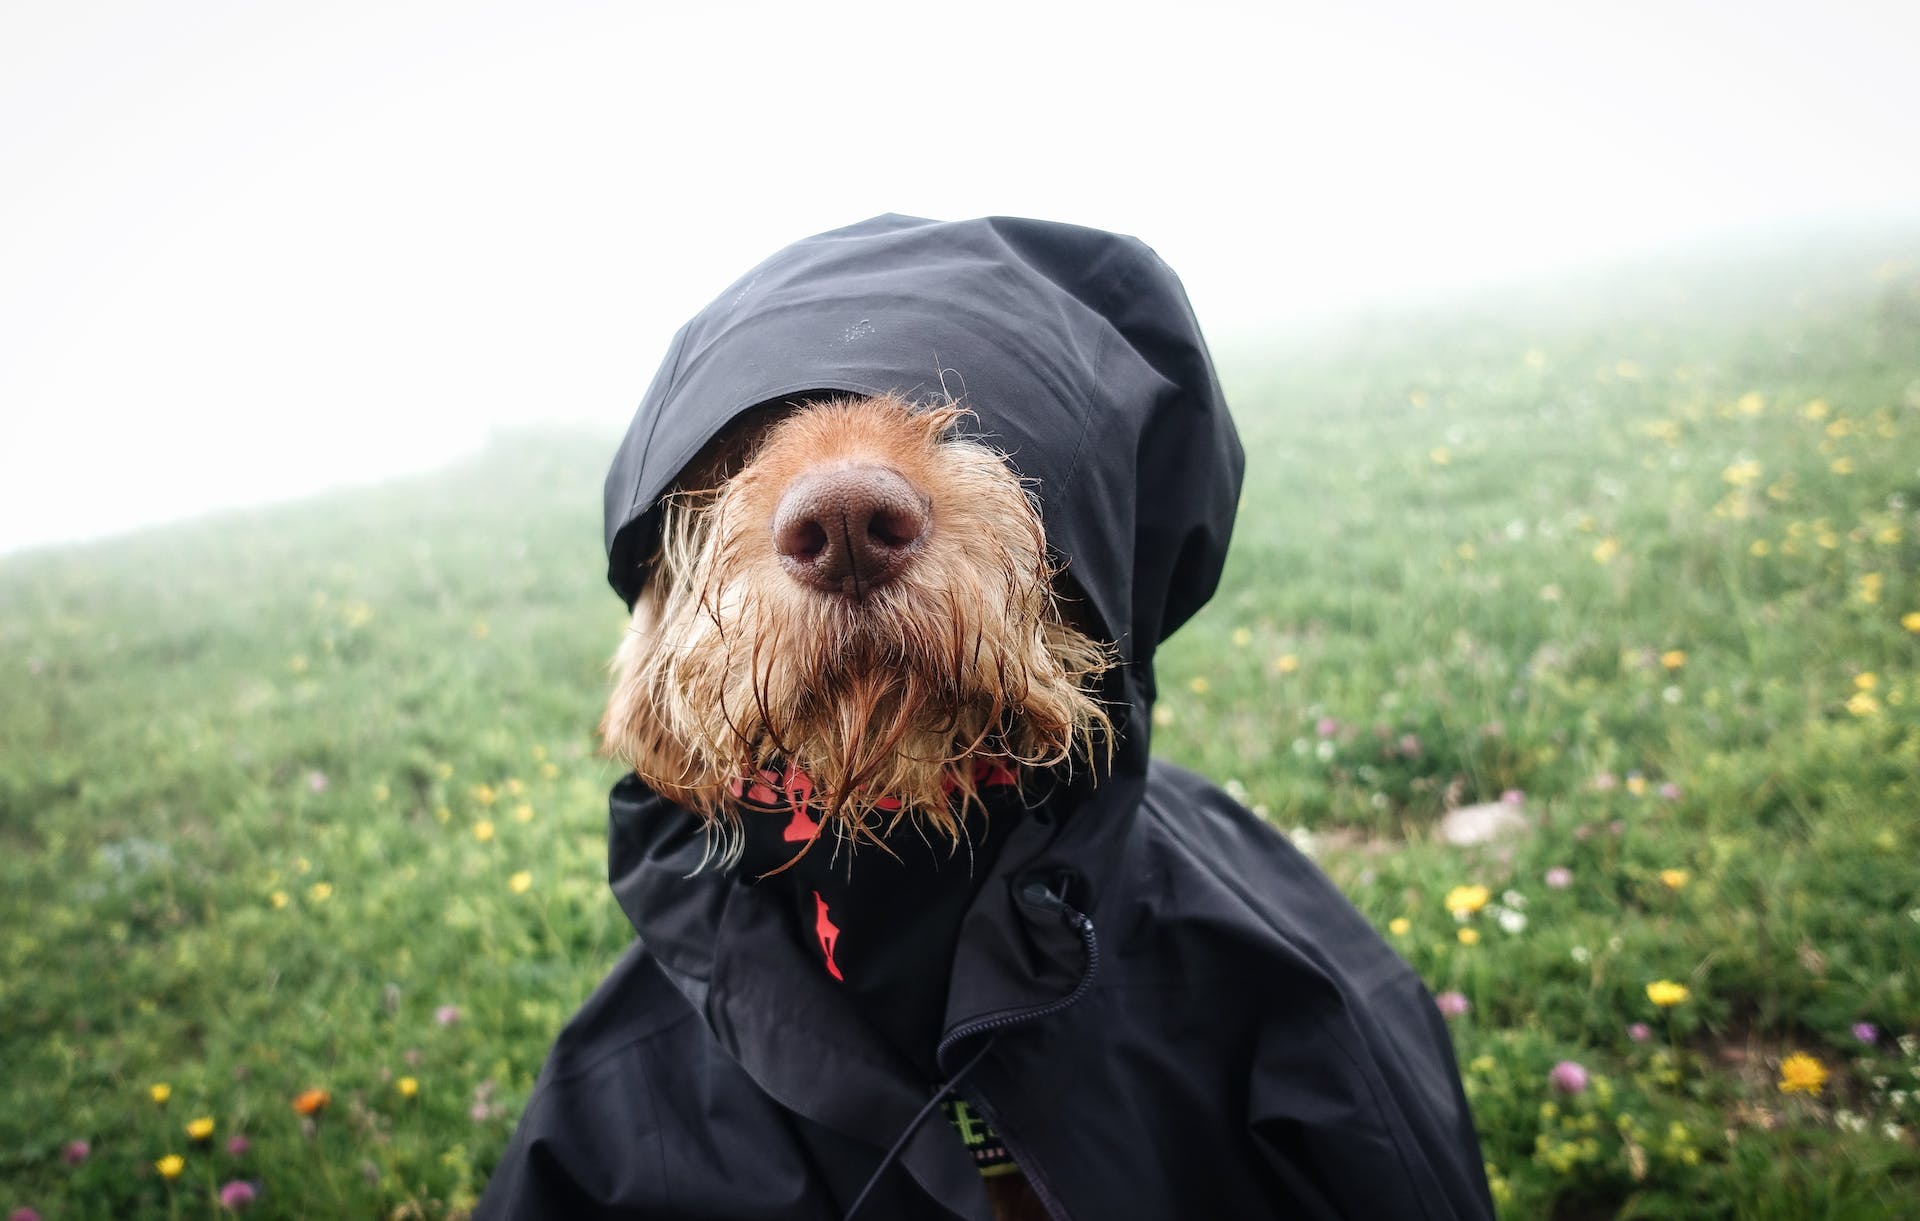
[476,215,1493,1221]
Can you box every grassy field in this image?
[5,227,1920,1218]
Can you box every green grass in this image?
[5,229,1920,1218]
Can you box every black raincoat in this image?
[478,216,1493,1219]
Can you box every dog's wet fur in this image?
[600,393,1112,868]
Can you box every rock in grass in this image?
[1437,802,1530,847]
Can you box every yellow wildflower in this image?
[1802,398,1831,420]
[1855,673,1878,691]
[1778,1052,1828,1095]
[539,762,560,780]
[1430,446,1452,466]
[1660,650,1686,670]
[150,1083,171,1105]
[1659,869,1690,891]
[1188,676,1210,695]
[471,783,498,806]
[1592,537,1620,564]
[1859,574,1883,604]
[307,881,333,903]
[186,1116,214,1141]
[1446,885,1491,916]
[1626,775,1648,797]
[288,655,309,674]
[513,802,534,823]
[1721,459,1762,488]
[156,1154,185,1180]
[1735,392,1764,416]
[1388,917,1411,937]
[1457,927,1480,946]
[509,871,533,895]
[1749,539,1771,557]
[471,620,491,639]
[1903,612,1920,633]
[270,891,288,910]
[1646,980,1690,1007]
[397,1076,420,1099]
[1847,692,1881,717]
[473,820,496,843]
[1832,457,1856,475]
[291,1087,331,1116]
[1272,654,1299,675]
[373,783,390,802]
[1230,627,1252,648]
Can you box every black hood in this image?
[603,213,1243,714]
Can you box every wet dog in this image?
[599,392,1111,867]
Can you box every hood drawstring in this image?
[843,1038,997,1221]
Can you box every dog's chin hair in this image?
[600,401,1113,871]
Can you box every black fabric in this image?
[479,216,1494,1219]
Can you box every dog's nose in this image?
[772,465,930,595]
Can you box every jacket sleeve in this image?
[1247,965,1496,1221]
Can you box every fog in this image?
[3,0,1915,552]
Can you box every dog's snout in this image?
[772,464,929,596]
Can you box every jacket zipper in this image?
[934,891,1098,1221]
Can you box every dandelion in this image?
[1457,927,1481,946]
[1272,654,1300,675]
[1592,537,1620,564]
[473,820,496,843]
[1646,980,1690,1007]
[1750,539,1771,557]
[1855,672,1879,691]
[1544,866,1573,889]
[187,1116,215,1141]
[270,891,288,910]
[1778,1052,1829,1095]
[150,1083,171,1105]
[1847,692,1882,717]
[1626,774,1648,798]
[512,802,534,823]
[1430,446,1452,466]
[218,1180,258,1210]
[1722,459,1763,488]
[471,783,498,806]
[1659,869,1690,891]
[1435,991,1471,1018]
[1549,1061,1590,1095]
[1903,612,1920,633]
[1151,705,1175,727]
[1736,392,1764,415]
[156,1154,185,1180]
[397,1077,420,1099]
[1832,457,1856,475]
[1803,398,1832,420]
[1388,917,1411,936]
[1628,1022,1653,1043]
[307,881,333,903]
[63,1140,90,1165]
[1859,575,1883,604]
[291,1088,331,1116]
[508,871,532,895]
[1661,650,1686,670]
[1854,1022,1879,1044]
[505,778,526,797]
[1187,676,1210,695]
[1445,885,1491,917]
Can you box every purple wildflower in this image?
[1315,717,1340,738]
[1593,771,1618,792]
[1853,1022,1878,1045]
[63,1140,90,1165]
[1549,1061,1589,1094]
[218,1180,258,1210]
[1627,1022,1653,1043]
[226,1135,251,1157]
[1435,991,1470,1019]
[12,1208,43,1221]
[1544,866,1572,889]
[1658,781,1682,800]
[435,1004,461,1027]
[1500,788,1524,806]
[306,770,329,794]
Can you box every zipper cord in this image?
[843,1037,997,1221]
[935,896,1099,1063]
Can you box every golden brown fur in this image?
[600,393,1112,868]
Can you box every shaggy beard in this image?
[603,479,1112,871]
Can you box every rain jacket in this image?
[477,215,1494,1220]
